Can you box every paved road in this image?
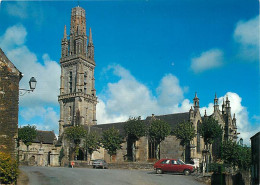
[20,166,204,185]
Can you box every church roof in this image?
[93,112,190,136]
[93,121,128,136]
[33,130,56,144]
[146,112,190,130]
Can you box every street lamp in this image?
[19,77,37,96]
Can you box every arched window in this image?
[69,71,72,93]
[84,72,87,94]
[197,121,201,152]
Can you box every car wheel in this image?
[156,168,162,174]
[183,169,191,176]
[93,166,96,169]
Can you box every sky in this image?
[0,0,259,145]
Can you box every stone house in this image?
[0,48,22,158]
[18,130,61,167]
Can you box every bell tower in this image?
[58,6,97,136]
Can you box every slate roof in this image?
[146,112,190,130]
[82,125,103,135]
[93,112,190,135]
[92,122,128,136]
[33,130,56,144]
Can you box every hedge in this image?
[0,152,19,184]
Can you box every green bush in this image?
[0,152,19,184]
[208,163,232,173]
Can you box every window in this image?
[69,71,72,93]
[148,140,157,159]
[197,121,201,152]
[172,160,177,165]
[161,160,170,164]
[177,159,185,165]
[84,72,87,94]
[69,106,72,116]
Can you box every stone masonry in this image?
[0,48,22,158]
[58,6,97,137]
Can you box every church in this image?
[56,5,238,166]
[18,5,238,167]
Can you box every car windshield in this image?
[177,159,185,165]
[94,159,103,162]
[161,160,171,164]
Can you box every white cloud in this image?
[157,74,184,107]
[97,66,256,145]
[200,92,259,145]
[233,15,259,62]
[0,24,60,134]
[6,2,28,19]
[0,24,27,50]
[20,107,59,134]
[96,65,191,124]
[0,25,60,107]
[190,49,223,73]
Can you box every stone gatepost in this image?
[37,148,44,166]
[50,149,59,166]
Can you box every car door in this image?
[170,160,182,172]
[160,159,171,172]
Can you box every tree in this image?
[102,127,123,161]
[64,125,87,160]
[124,117,146,161]
[173,121,196,162]
[85,131,101,161]
[148,119,171,159]
[199,117,223,172]
[221,140,251,170]
[18,125,37,151]
[199,117,223,148]
[59,147,65,165]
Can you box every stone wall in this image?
[160,136,183,159]
[18,142,61,167]
[0,52,21,158]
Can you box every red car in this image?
[154,159,194,175]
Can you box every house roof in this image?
[33,130,56,144]
[0,48,22,78]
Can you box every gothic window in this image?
[68,106,72,121]
[69,71,72,93]
[148,139,157,159]
[84,72,87,94]
[197,121,201,152]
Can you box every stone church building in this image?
[56,5,238,166]
[18,5,238,167]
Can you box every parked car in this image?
[178,159,198,169]
[154,159,194,175]
[92,159,108,169]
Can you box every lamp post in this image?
[19,77,37,96]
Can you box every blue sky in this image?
[0,0,259,144]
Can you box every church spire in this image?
[87,27,94,60]
[89,27,93,43]
[61,25,68,57]
[193,92,200,111]
[63,25,67,39]
[214,93,219,112]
